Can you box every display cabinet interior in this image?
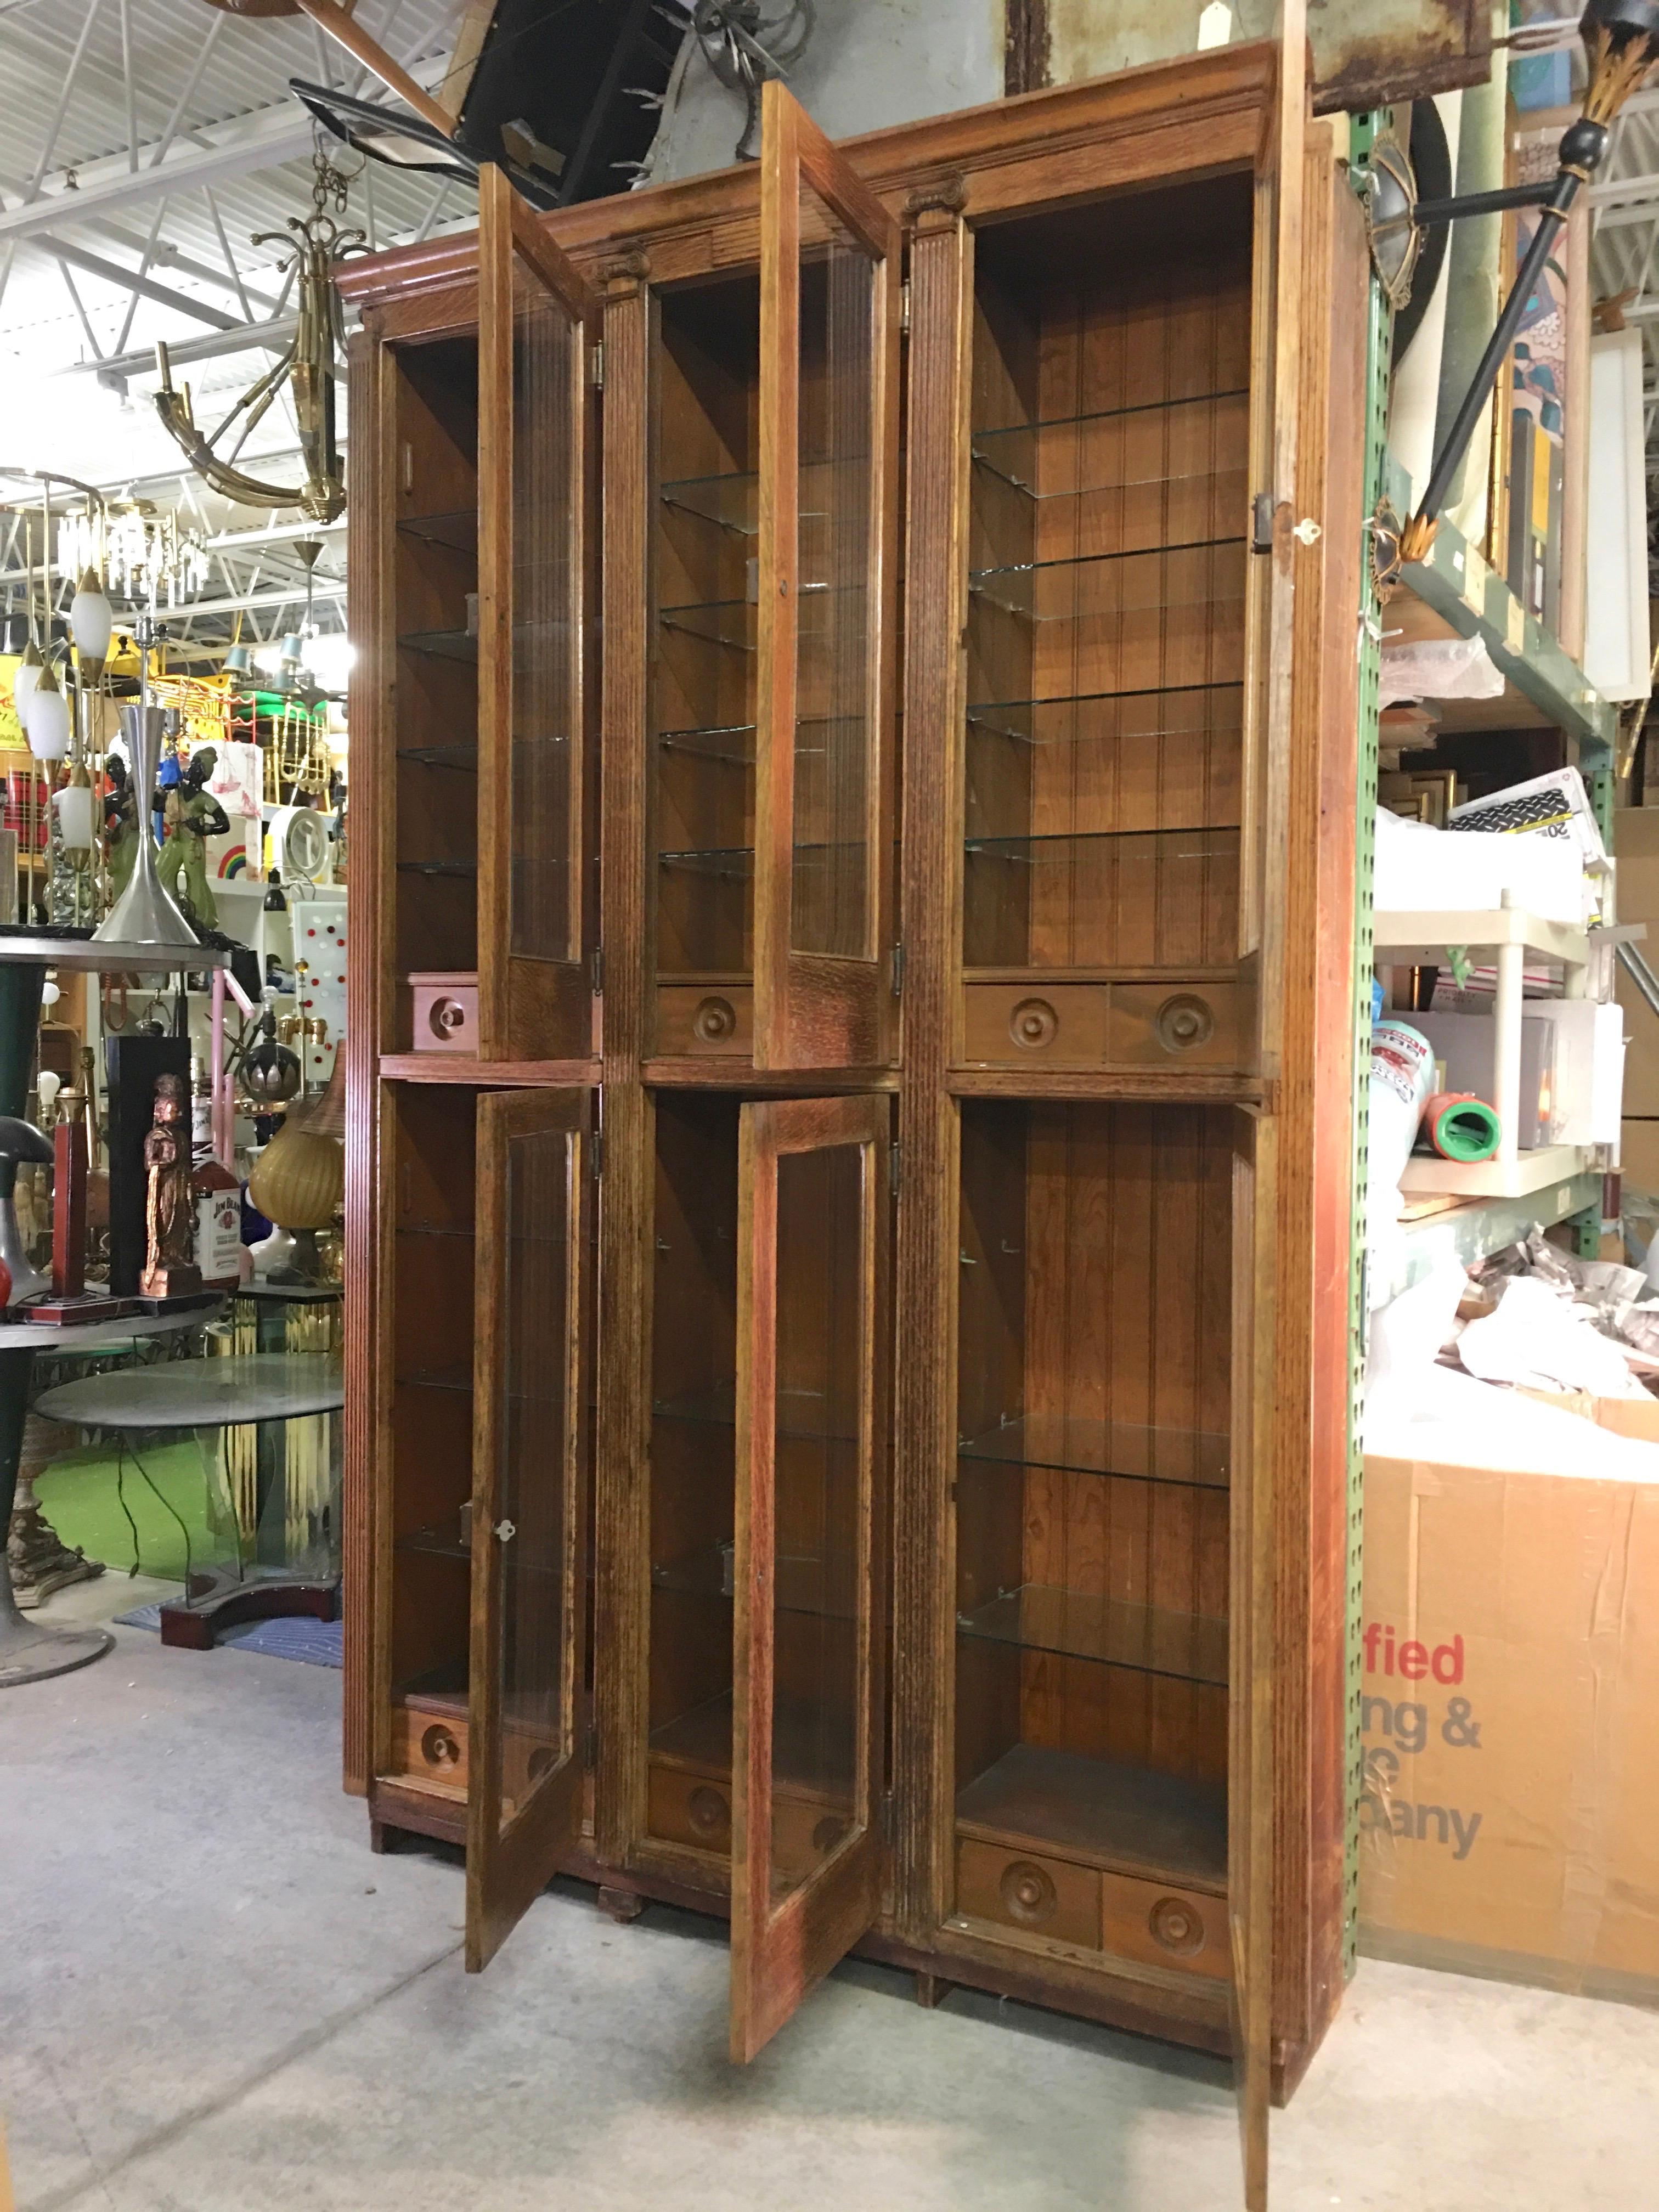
[960,179,1254,1076]
[651,278,763,1061]
[952,1098,1233,1979]
[382,1079,478,1798]
[390,334,482,1050]
[643,1088,882,1910]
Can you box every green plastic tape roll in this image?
[1425,1093,1501,1164]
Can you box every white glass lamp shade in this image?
[25,672,71,759]
[69,569,114,664]
[55,782,94,850]
[12,644,41,717]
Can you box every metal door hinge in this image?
[590,341,605,390]
[592,1128,604,1178]
[889,1141,901,1196]
[890,940,905,996]
[1251,492,1276,553]
[901,281,911,336]
[591,945,605,995]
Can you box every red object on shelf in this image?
[3,768,51,850]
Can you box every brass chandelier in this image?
[153,138,364,524]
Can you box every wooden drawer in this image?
[956,1838,1101,1950]
[650,1761,732,1853]
[961,985,1107,1068]
[1099,1868,1231,1981]
[408,971,479,1052]
[392,1702,588,1821]
[772,1791,854,1882]
[1105,983,1248,1071]
[656,985,752,1056]
[960,981,1248,1071]
[393,1699,469,1795]
[648,1762,853,1875]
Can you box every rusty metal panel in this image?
[1045,0,1493,114]
[1310,0,1494,113]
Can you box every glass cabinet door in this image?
[465,1086,593,1970]
[753,84,900,1070]
[477,166,599,1063]
[1231,21,1311,2203]
[730,1095,889,2058]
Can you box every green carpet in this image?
[35,1441,217,1582]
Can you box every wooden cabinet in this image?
[343,36,1366,2209]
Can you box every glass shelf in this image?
[397,743,478,770]
[966,680,1244,748]
[660,461,845,536]
[662,469,757,535]
[397,509,477,553]
[964,825,1240,863]
[660,597,755,650]
[658,845,754,879]
[969,537,1245,623]
[972,390,1249,500]
[396,1223,475,1239]
[958,1414,1228,1488]
[658,721,757,765]
[957,1584,1227,1686]
[658,840,872,881]
[396,859,478,879]
[397,1518,472,1561]
[397,1363,472,1394]
[397,627,478,663]
[652,1541,857,1620]
[654,1383,857,1443]
[971,385,1249,447]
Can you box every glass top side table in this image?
[35,1351,345,1652]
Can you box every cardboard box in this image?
[1359,1441,1659,2004]
[1515,1387,1659,1443]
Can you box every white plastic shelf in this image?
[1396,1144,1599,1201]
[1373,908,1589,969]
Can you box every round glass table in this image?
[0,1308,223,1687]
[35,1351,344,1652]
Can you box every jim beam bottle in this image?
[190,1057,244,1290]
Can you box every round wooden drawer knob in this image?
[1155,994,1214,1053]
[1000,1859,1058,1926]
[692,995,737,1043]
[429,997,469,1040]
[1149,1895,1205,1957]
[421,1724,461,1771]
[1009,998,1059,1050]
[689,1784,730,1839]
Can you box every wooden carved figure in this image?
[140,1073,201,1299]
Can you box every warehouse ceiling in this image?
[0,0,496,659]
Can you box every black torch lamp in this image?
[1379,0,1659,568]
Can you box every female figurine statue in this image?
[140,1073,200,1300]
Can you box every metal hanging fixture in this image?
[152,136,365,523]
[692,1,812,161]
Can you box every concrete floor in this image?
[5,1585,1658,2212]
